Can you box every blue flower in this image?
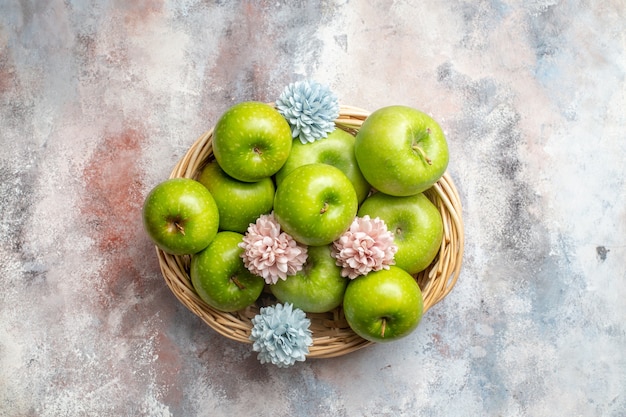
[249,303,313,367]
[276,80,340,144]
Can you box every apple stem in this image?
[231,275,246,290]
[320,201,329,214]
[381,318,387,338]
[175,222,186,235]
[412,144,433,165]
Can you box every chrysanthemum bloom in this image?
[250,303,313,367]
[331,215,398,279]
[239,213,308,285]
[275,79,340,144]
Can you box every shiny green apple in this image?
[190,231,265,312]
[343,266,424,343]
[213,101,292,182]
[358,192,443,274]
[197,160,275,233]
[270,245,348,313]
[274,163,358,246]
[355,105,449,196]
[275,128,371,203]
[142,178,219,255]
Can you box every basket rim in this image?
[156,104,465,359]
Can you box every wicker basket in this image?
[156,105,464,359]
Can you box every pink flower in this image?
[239,213,308,285]
[331,215,397,279]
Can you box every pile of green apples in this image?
[143,101,449,343]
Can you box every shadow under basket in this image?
[155,105,465,359]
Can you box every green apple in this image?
[358,192,443,274]
[355,105,449,196]
[270,245,348,313]
[275,128,371,203]
[274,163,358,246]
[197,160,275,233]
[142,178,219,255]
[343,266,424,343]
[212,101,292,182]
[190,231,265,312]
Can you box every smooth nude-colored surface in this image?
[1,1,624,415]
